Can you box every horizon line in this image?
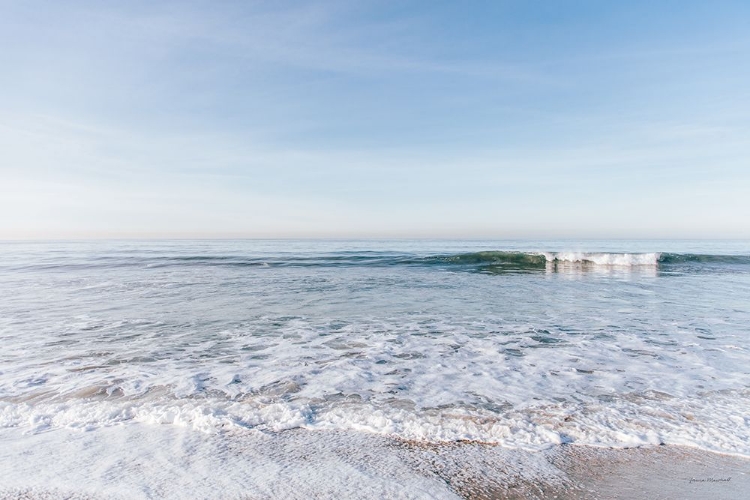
[1,234,749,242]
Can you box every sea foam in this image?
[542,252,661,266]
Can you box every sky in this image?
[1,0,749,239]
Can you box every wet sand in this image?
[393,440,749,499]
[554,444,748,500]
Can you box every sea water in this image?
[1,240,749,497]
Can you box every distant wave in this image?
[545,252,661,266]
[428,251,750,270]
[8,251,750,272]
[657,253,750,264]
[430,251,548,267]
[433,251,661,267]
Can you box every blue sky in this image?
[1,0,749,238]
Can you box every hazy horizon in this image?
[2,1,749,239]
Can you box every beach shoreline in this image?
[1,426,747,499]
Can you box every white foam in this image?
[2,385,749,457]
[542,252,661,266]
[0,425,468,500]
[2,310,748,456]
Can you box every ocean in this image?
[1,240,749,498]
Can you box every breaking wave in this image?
[6,250,750,273]
[428,251,750,271]
[433,251,661,267]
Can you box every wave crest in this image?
[543,252,661,266]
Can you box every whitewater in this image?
[1,240,749,498]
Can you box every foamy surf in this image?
[2,386,748,456]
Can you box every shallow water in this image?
[1,240,749,462]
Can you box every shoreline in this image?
[1,426,747,499]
